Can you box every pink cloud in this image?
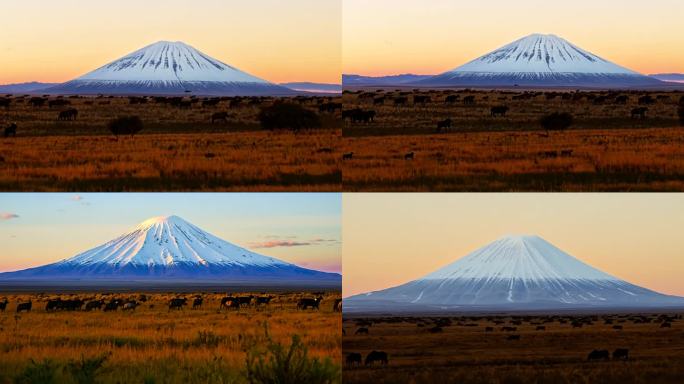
[0,213,19,221]
[249,240,311,249]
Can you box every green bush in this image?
[245,325,339,384]
[65,354,109,384]
[540,112,573,131]
[14,359,59,384]
[258,103,321,131]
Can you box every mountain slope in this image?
[345,235,684,312]
[0,215,338,282]
[44,41,296,96]
[416,34,665,88]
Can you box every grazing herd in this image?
[0,293,339,314]
[344,313,683,369]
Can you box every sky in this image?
[343,194,684,298]
[0,193,341,274]
[344,0,684,76]
[0,0,341,84]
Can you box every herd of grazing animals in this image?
[344,313,683,369]
[0,293,340,314]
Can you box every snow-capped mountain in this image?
[345,235,684,312]
[417,34,665,88]
[0,215,339,282]
[44,41,296,96]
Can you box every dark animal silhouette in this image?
[561,149,574,157]
[4,123,17,138]
[638,95,655,105]
[436,118,452,132]
[350,109,376,123]
[615,95,629,104]
[28,97,47,107]
[660,322,672,328]
[255,296,273,306]
[444,95,459,104]
[85,300,103,311]
[168,298,188,311]
[57,108,78,121]
[490,105,509,117]
[393,96,409,106]
[16,301,32,313]
[211,112,230,123]
[46,299,62,312]
[631,107,648,119]
[536,326,546,331]
[413,95,431,105]
[0,98,10,109]
[192,297,203,309]
[333,298,342,312]
[346,352,362,366]
[0,298,8,311]
[507,335,521,340]
[501,326,517,332]
[237,296,253,307]
[540,112,573,131]
[318,102,342,113]
[297,296,323,310]
[122,301,138,311]
[103,300,120,312]
[587,349,610,361]
[463,96,475,105]
[404,152,414,160]
[343,152,354,160]
[613,348,629,361]
[220,297,240,310]
[109,116,144,138]
[355,327,369,335]
[365,351,388,366]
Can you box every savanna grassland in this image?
[343,313,684,384]
[0,95,341,191]
[0,291,341,384]
[342,89,684,191]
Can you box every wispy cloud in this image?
[249,240,311,249]
[0,213,19,221]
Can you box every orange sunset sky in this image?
[1,0,341,85]
[344,0,684,76]
[343,194,684,298]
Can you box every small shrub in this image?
[65,354,109,384]
[14,359,59,384]
[258,103,321,131]
[108,116,144,137]
[245,324,339,384]
[540,112,573,131]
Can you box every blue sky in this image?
[0,193,341,273]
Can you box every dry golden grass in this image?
[0,291,341,383]
[0,96,341,191]
[342,90,684,191]
[343,314,684,384]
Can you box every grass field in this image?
[0,95,341,191]
[0,291,341,384]
[342,90,684,191]
[343,313,684,384]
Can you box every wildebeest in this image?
[4,123,17,138]
[16,301,32,313]
[57,108,78,121]
[297,296,323,310]
[444,95,459,104]
[122,301,138,311]
[237,296,253,307]
[346,352,362,366]
[0,98,10,109]
[462,95,475,105]
[560,149,574,157]
[631,107,648,119]
[211,112,230,123]
[540,112,573,131]
[28,97,47,107]
[660,322,672,328]
[192,297,204,309]
[536,326,546,331]
[587,349,610,361]
[365,351,388,366]
[333,298,342,312]
[404,152,415,160]
[507,334,521,340]
[501,326,517,332]
[168,298,188,311]
[85,300,103,311]
[342,152,354,160]
[413,95,431,105]
[638,95,655,105]
[255,296,273,306]
[613,348,629,361]
[393,96,409,106]
[109,116,143,138]
[615,95,629,104]
[46,299,62,312]
[0,298,8,311]
[318,102,342,113]
[350,109,376,123]
[103,300,120,312]
[436,118,452,132]
[355,327,369,335]
[220,297,240,310]
[490,105,509,117]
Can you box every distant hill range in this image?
[0,82,58,94]
[280,82,341,94]
[650,73,684,83]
